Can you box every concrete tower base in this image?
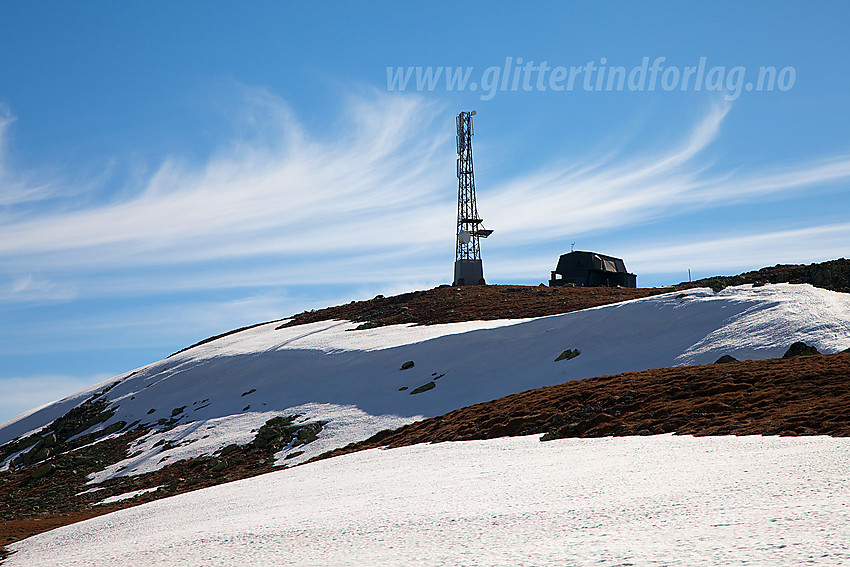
[453,259,486,286]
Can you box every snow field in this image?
[8,434,850,566]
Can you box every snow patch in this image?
[97,486,165,505]
[9,435,850,566]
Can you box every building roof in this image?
[555,251,631,275]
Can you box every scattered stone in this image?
[5,394,120,470]
[0,435,39,465]
[783,342,820,358]
[555,349,581,362]
[97,421,128,437]
[241,389,256,397]
[294,422,325,445]
[252,416,299,451]
[250,415,327,452]
[39,433,57,448]
[352,321,384,331]
[48,397,116,442]
[410,382,436,395]
[30,463,56,480]
[400,361,415,370]
[218,444,240,458]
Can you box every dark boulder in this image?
[783,342,820,358]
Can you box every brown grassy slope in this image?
[0,426,289,550]
[279,258,850,329]
[278,284,666,329]
[314,352,850,462]
[678,258,850,293]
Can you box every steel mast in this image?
[453,110,492,286]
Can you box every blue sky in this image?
[1,1,849,423]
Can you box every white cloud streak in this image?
[623,222,850,274]
[0,107,55,207]
[0,91,456,269]
[1,91,849,300]
[485,103,850,244]
[0,105,99,211]
[1,274,78,302]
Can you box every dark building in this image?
[549,251,637,288]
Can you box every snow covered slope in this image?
[7,434,850,566]
[2,284,850,483]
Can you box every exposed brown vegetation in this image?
[0,418,315,547]
[279,284,667,329]
[679,258,850,293]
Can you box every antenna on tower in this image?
[453,110,492,286]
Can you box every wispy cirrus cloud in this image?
[0,105,101,216]
[1,275,78,303]
[1,91,849,301]
[0,107,54,207]
[0,91,455,270]
[485,103,850,244]
[623,222,850,274]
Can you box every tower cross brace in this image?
[453,110,492,286]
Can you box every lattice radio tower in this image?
[453,110,492,286]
